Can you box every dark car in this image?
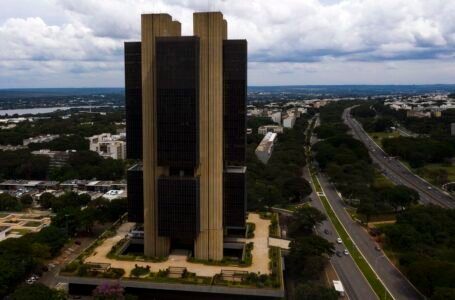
[336,251,343,257]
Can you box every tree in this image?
[373,117,394,132]
[289,236,335,280]
[288,207,326,237]
[32,226,68,257]
[0,193,22,211]
[93,282,125,300]
[295,283,338,300]
[357,200,376,223]
[290,235,335,258]
[78,207,98,233]
[37,192,55,209]
[10,283,65,300]
[432,287,455,300]
[20,194,33,207]
[283,177,312,203]
[382,185,419,213]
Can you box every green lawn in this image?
[372,171,395,189]
[415,163,455,185]
[368,131,400,147]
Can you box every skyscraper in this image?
[125,12,247,261]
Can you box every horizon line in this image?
[1,83,455,90]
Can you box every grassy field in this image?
[415,163,455,185]
[307,156,393,300]
[372,171,395,189]
[368,131,400,147]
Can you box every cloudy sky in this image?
[1,0,455,88]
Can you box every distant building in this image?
[88,133,126,160]
[406,110,431,118]
[298,108,307,114]
[0,180,60,190]
[271,111,281,124]
[23,134,60,146]
[0,145,27,151]
[255,132,277,164]
[283,116,296,129]
[103,189,127,201]
[258,125,284,135]
[312,101,321,108]
[432,111,442,118]
[31,149,72,168]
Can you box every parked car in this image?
[344,249,349,255]
[336,251,343,257]
[336,238,342,244]
[375,245,381,251]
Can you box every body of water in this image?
[0,106,105,116]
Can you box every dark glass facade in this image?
[127,165,144,223]
[156,37,200,167]
[223,167,246,228]
[158,177,200,238]
[223,40,247,165]
[124,42,143,160]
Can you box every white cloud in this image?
[0,0,454,87]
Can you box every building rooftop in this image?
[60,213,283,297]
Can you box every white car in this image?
[336,238,342,244]
[344,249,349,255]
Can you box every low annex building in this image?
[255,132,277,164]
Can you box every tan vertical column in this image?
[141,13,180,258]
[194,12,225,261]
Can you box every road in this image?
[308,114,423,300]
[317,173,423,300]
[343,106,455,209]
[303,167,378,300]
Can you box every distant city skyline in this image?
[1,0,455,88]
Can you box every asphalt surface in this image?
[303,167,378,300]
[343,106,455,209]
[309,115,423,300]
[317,173,423,300]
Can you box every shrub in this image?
[130,265,150,277]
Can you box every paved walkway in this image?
[268,237,290,250]
[85,213,271,277]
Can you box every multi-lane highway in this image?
[343,106,455,209]
[316,172,423,300]
[307,115,423,300]
[303,167,378,300]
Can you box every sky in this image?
[0,0,455,88]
